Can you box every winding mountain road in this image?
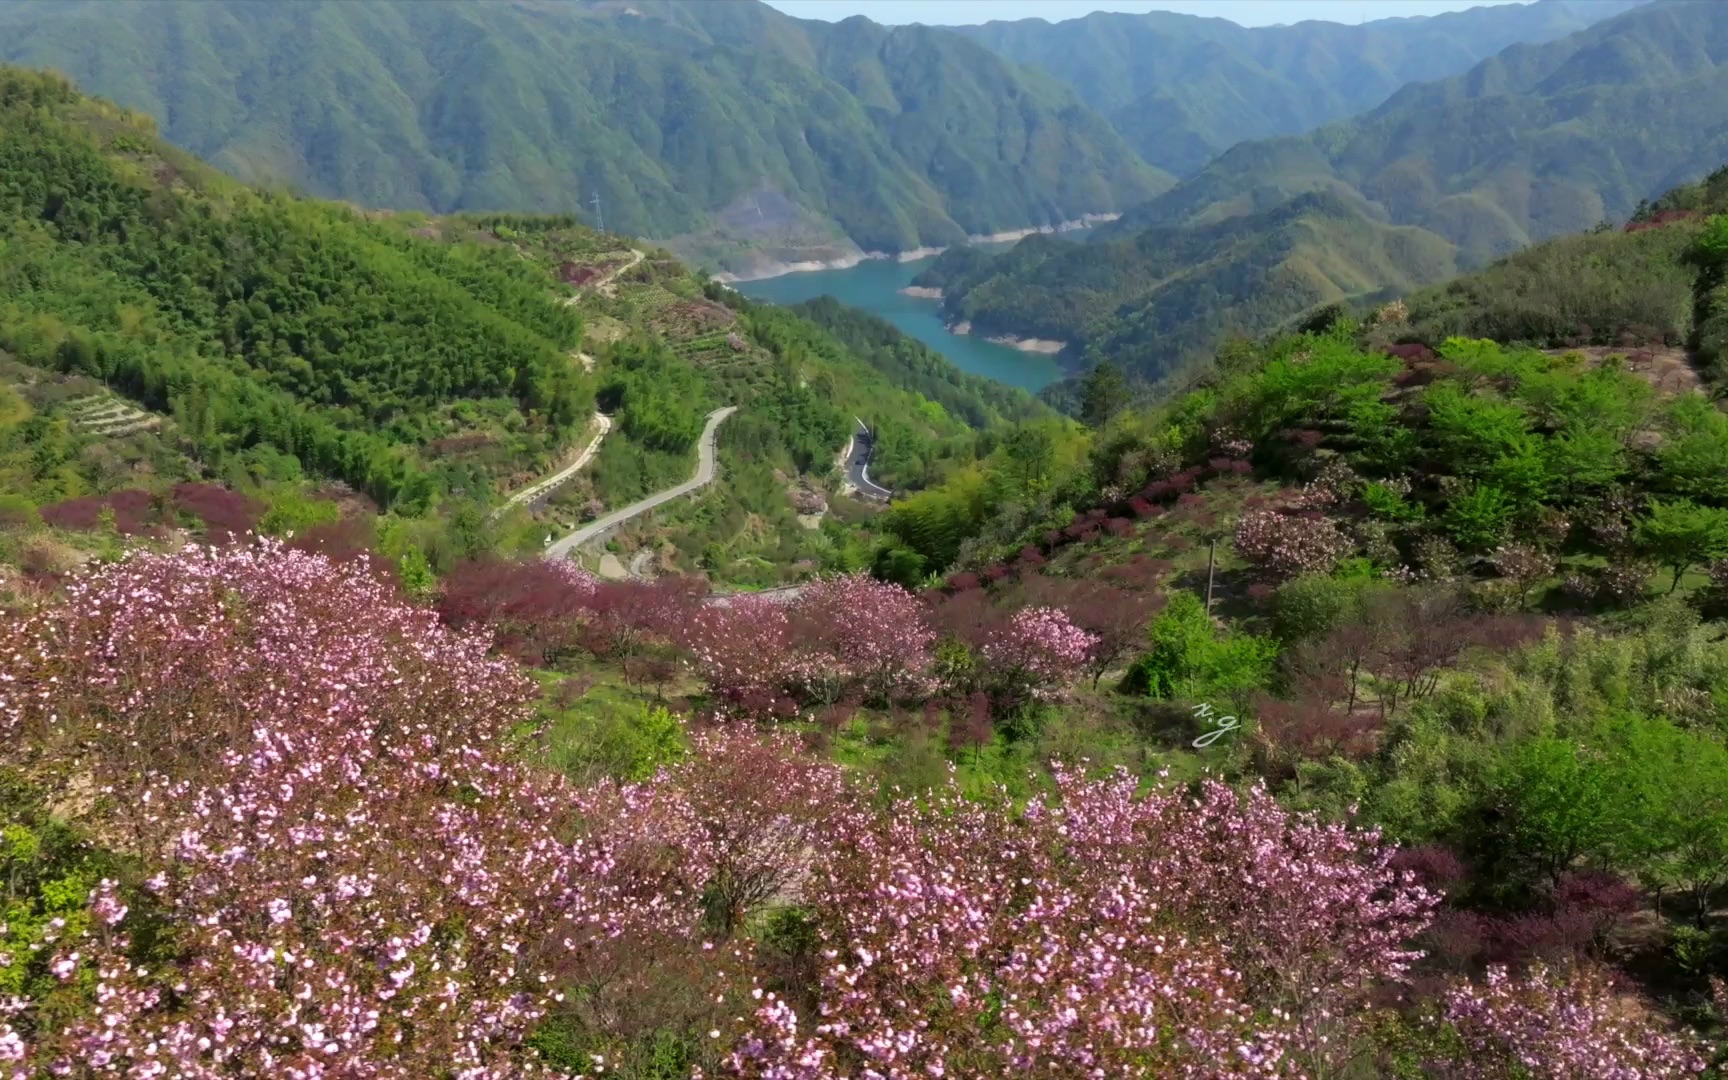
[544,406,737,562]
[491,412,611,519]
[846,417,892,500]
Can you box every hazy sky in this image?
[760,0,1534,27]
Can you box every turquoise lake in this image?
[735,254,1064,392]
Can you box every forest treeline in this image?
[0,67,591,510]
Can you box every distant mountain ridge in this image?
[953,0,1643,176]
[933,0,1728,390]
[1115,0,1728,262]
[0,0,1168,273]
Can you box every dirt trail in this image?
[491,413,611,519]
[1544,345,1704,397]
[564,249,644,305]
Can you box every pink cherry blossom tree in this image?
[0,543,657,1077]
[1439,963,1708,1078]
[573,727,859,938]
[679,595,797,708]
[3,544,1708,1078]
[725,767,1436,1078]
[976,605,1097,710]
[680,575,934,715]
[782,574,934,706]
[1234,508,1353,579]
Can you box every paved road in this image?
[846,416,892,500]
[544,406,737,562]
[491,412,611,519]
[704,584,806,607]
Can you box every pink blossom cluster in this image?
[677,575,933,711]
[679,593,802,705]
[1442,963,1708,1078]
[0,543,657,1077]
[1274,459,1361,515]
[3,545,1705,1078]
[1234,508,1354,579]
[925,591,1102,710]
[1211,425,1255,458]
[572,727,859,937]
[681,575,1096,714]
[724,766,1436,1078]
[978,605,1098,696]
[783,574,937,704]
[1489,542,1557,587]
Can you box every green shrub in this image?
[1443,484,1515,551]
[1122,591,1277,710]
[1271,574,1375,644]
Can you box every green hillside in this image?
[931,0,1728,389]
[0,0,1167,272]
[955,0,1636,176]
[785,296,1056,429]
[1115,0,1728,263]
[0,65,594,512]
[0,65,1043,587]
[1385,164,1728,379]
[915,191,1459,386]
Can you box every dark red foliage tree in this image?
[1387,343,1438,365]
[40,492,151,534]
[1487,871,1641,966]
[172,482,265,543]
[945,571,981,592]
[1253,694,1379,761]
[436,558,599,665]
[286,516,377,567]
[586,576,706,659]
[946,691,994,757]
[1391,845,1468,892]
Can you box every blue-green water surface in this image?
[735,254,1062,392]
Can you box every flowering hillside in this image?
[0,542,1716,1077]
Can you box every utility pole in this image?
[1205,536,1218,618]
[591,190,604,233]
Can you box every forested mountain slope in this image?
[13,249,1728,1076]
[0,0,1166,274]
[1389,164,1728,376]
[914,190,1459,385]
[1115,0,1728,264]
[12,38,1728,1077]
[956,0,1636,177]
[0,65,594,512]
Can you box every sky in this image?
[759,0,1531,27]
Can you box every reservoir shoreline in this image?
[733,251,1065,392]
[714,212,1117,284]
[946,319,1067,356]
